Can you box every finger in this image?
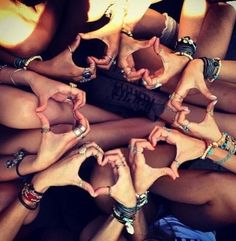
[36,95,49,112]
[170,161,180,178]
[126,69,146,82]
[139,36,157,49]
[199,83,217,101]
[73,90,86,110]
[148,126,164,146]
[170,91,189,112]
[176,111,192,131]
[69,35,81,52]
[159,167,177,180]
[153,37,160,55]
[77,178,96,197]
[206,99,218,116]
[94,186,111,197]
[36,112,50,130]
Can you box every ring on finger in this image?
[174,160,181,168]
[73,124,86,137]
[41,127,50,133]
[180,120,190,133]
[80,68,92,83]
[150,80,162,90]
[78,146,87,155]
[78,178,83,187]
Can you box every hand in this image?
[39,36,96,81]
[118,35,156,82]
[27,73,86,112]
[167,59,217,112]
[148,125,206,177]
[80,31,120,70]
[32,142,104,197]
[173,100,222,142]
[95,149,136,207]
[129,138,176,194]
[142,41,190,89]
[34,110,90,171]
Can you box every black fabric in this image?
[79,67,169,121]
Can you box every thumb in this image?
[153,38,160,55]
[206,99,218,115]
[199,84,217,101]
[94,186,110,197]
[36,95,48,112]
[170,161,180,178]
[69,35,81,52]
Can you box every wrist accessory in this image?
[5,149,26,178]
[200,57,221,83]
[136,191,149,211]
[9,68,24,86]
[13,56,43,70]
[160,13,178,48]
[175,36,197,61]
[112,201,137,234]
[18,183,43,210]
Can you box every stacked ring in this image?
[73,124,86,137]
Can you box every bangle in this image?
[18,182,44,210]
[24,55,43,70]
[9,68,24,86]
[175,36,197,61]
[13,56,43,70]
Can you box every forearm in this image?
[0,155,38,181]
[179,0,208,41]
[218,60,236,83]
[90,215,124,241]
[131,210,148,241]
[0,200,30,241]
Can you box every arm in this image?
[0,111,89,181]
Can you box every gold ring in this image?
[41,127,50,133]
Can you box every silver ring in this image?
[150,80,162,90]
[41,127,50,133]
[73,124,86,137]
[175,160,181,168]
[78,146,87,155]
[80,68,92,83]
[180,120,190,133]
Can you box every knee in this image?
[210,3,236,21]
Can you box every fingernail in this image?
[211,95,217,100]
[213,99,218,105]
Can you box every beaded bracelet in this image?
[175,36,197,61]
[18,183,44,210]
[13,56,43,70]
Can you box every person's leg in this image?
[154,170,236,230]
[0,118,161,154]
[195,2,236,58]
[0,86,121,129]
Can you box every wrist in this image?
[31,174,49,193]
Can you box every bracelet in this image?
[13,56,43,70]
[121,28,133,38]
[5,149,26,178]
[200,57,221,83]
[0,64,7,71]
[112,201,137,234]
[136,191,149,210]
[175,36,197,61]
[18,183,44,210]
[9,68,24,86]
[24,55,43,69]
